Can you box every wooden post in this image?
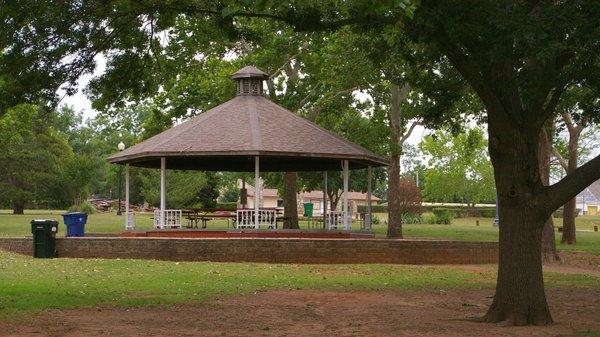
[343,160,349,230]
[160,157,166,229]
[323,171,328,229]
[254,156,260,229]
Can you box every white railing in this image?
[327,211,344,230]
[235,209,277,229]
[125,211,136,230]
[154,209,182,229]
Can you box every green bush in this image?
[372,215,381,225]
[215,202,237,211]
[421,206,496,218]
[401,214,423,224]
[476,208,497,218]
[432,208,454,224]
[67,201,96,214]
[424,214,438,224]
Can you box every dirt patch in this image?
[559,252,600,269]
[450,251,600,278]
[1,288,599,337]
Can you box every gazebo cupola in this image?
[231,65,269,96]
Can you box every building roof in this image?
[246,187,279,198]
[108,66,387,172]
[577,180,600,205]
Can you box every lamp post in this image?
[116,141,125,215]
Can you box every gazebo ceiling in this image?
[107,66,388,172]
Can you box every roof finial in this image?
[231,66,269,96]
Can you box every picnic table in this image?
[182,209,236,229]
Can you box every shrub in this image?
[398,178,423,216]
[421,206,496,218]
[424,214,438,224]
[67,201,96,214]
[432,208,454,224]
[371,215,381,225]
[214,202,237,211]
[476,208,497,218]
[401,214,422,224]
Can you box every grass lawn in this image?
[0,249,598,318]
[1,210,599,253]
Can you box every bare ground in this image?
[2,253,599,337]
[1,288,599,337]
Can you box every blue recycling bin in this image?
[62,212,88,237]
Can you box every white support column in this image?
[160,157,166,229]
[254,156,260,229]
[366,165,372,230]
[125,163,130,230]
[343,160,349,230]
[323,171,328,229]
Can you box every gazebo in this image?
[108,66,387,232]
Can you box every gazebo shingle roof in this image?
[108,67,387,172]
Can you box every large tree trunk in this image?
[387,152,402,238]
[561,132,578,244]
[539,128,558,262]
[283,172,299,229]
[483,118,553,325]
[12,201,24,215]
[561,198,576,244]
[386,84,411,239]
[483,204,552,325]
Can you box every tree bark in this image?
[283,172,299,229]
[561,131,579,244]
[386,83,411,239]
[12,201,24,215]
[387,152,402,238]
[539,127,558,262]
[483,117,553,325]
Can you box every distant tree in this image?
[0,105,71,213]
[551,87,600,245]
[140,170,219,210]
[63,154,98,207]
[397,178,422,216]
[421,127,496,207]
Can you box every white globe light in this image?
[117,141,126,151]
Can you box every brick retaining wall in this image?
[0,237,498,264]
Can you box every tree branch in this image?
[551,146,568,172]
[537,84,566,126]
[270,42,309,80]
[305,86,358,121]
[543,153,600,213]
[561,112,575,133]
[399,120,422,145]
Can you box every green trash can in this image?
[31,219,58,258]
[303,203,314,217]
